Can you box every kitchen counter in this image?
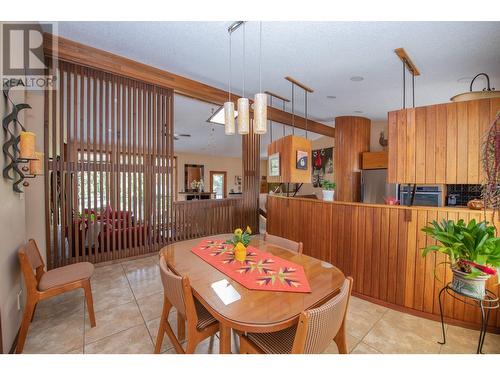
[266,195,499,333]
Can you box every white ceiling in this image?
[54,21,500,124]
[173,94,322,159]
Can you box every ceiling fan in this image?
[173,133,191,141]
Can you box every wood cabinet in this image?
[267,195,500,332]
[362,151,388,169]
[388,98,500,184]
[334,116,371,201]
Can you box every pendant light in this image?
[224,29,235,135]
[237,22,250,135]
[253,22,267,135]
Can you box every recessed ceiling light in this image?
[457,76,473,83]
[326,95,337,99]
[354,110,364,114]
[350,76,364,82]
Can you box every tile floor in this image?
[22,255,500,354]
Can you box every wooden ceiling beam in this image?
[43,33,334,138]
[394,48,421,76]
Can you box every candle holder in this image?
[2,83,39,193]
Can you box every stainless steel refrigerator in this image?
[360,169,398,204]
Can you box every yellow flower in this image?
[246,226,252,235]
[234,228,243,236]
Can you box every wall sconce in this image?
[2,83,42,193]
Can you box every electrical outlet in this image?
[17,289,22,310]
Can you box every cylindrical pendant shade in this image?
[29,152,44,175]
[237,97,250,134]
[224,101,235,135]
[253,93,267,134]
[19,131,36,160]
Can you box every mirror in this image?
[184,164,204,192]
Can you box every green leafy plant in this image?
[421,219,500,279]
[226,226,252,247]
[321,180,336,191]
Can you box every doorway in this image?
[210,171,227,199]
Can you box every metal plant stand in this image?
[437,283,499,354]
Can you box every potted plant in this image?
[226,226,252,262]
[321,180,336,201]
[421,219,500,299]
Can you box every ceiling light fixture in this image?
[253,22,267,135]
[350,76,364,82]
[326,95,337,99]
[354,110,364,114]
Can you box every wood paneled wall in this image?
[334,116,371,202]
[266,135,312,184]
[388,98,500,184]
[267,196,500,332]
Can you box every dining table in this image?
[160,233,346,354]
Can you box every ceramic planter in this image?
[451,268,490,299]
[322,190,335,201]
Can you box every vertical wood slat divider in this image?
[43,60,51,269]
[72,64,79,263]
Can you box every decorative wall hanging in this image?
[2,82,42,193]
[482,111,500,224]
[312,147,333,188]
[268,152,280,177]
[296,150,308,170]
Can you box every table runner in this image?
[191,239,311,293]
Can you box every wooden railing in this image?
[172,198,244,242]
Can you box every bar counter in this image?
[266,195,499,333]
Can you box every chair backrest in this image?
[292,277,353,354]
[264,232,303,255]
[18,239,46,293]
[159,256,196,320]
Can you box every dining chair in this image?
[16,238,95,354]
[238,276,353,354]
[263,232,303,255]
[155,255,219,354]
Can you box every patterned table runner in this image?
[191,239,311,293]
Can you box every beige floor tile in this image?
[346,297,387,339]
[84,324,153,354]
[91,282,135,312]
[91,263,128,290]
[363,309,443,354]
[128,272,163,300]
[136,292,164,321]
[439,325,500,354]
[193,335,219,354]
[122,256,158,275]
[351,342,382,354]
[33,289,85,321]
[146,310,183,353]
[84,301,144,344]
[65,347,84,354]
[23,309,84,354]
[323,334,360,354]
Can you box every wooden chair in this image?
[155,255,219,354]
[238,277,353,354]
[263,232,303,255]
[16,239,96,354]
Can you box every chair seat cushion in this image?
[246,325,297,354]
[38,262,94,291]
[195,300,217,330]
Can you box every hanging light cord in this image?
[282,100,286,136]
[402,59,406,109]
[270,96,273,142]
[228,32,232,101]
[412,71,415,108]
[259,21,262,93]
[305,91,308,139]
[292,84,295,134]
[242,22,246,98]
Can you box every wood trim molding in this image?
[43,33,334,138]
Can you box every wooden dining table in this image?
[160,233,346,354]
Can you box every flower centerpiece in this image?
[321,180,336,201]
[226,226,252,262]
[421,218,500,298]
[190,179,204,200]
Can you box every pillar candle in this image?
[29,152,44,175]
[19,131,36,159]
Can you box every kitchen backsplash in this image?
[446,184,482,206]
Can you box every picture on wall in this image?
[268,153,280,177]
[312,147,333,187]
[296,150,308,170]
